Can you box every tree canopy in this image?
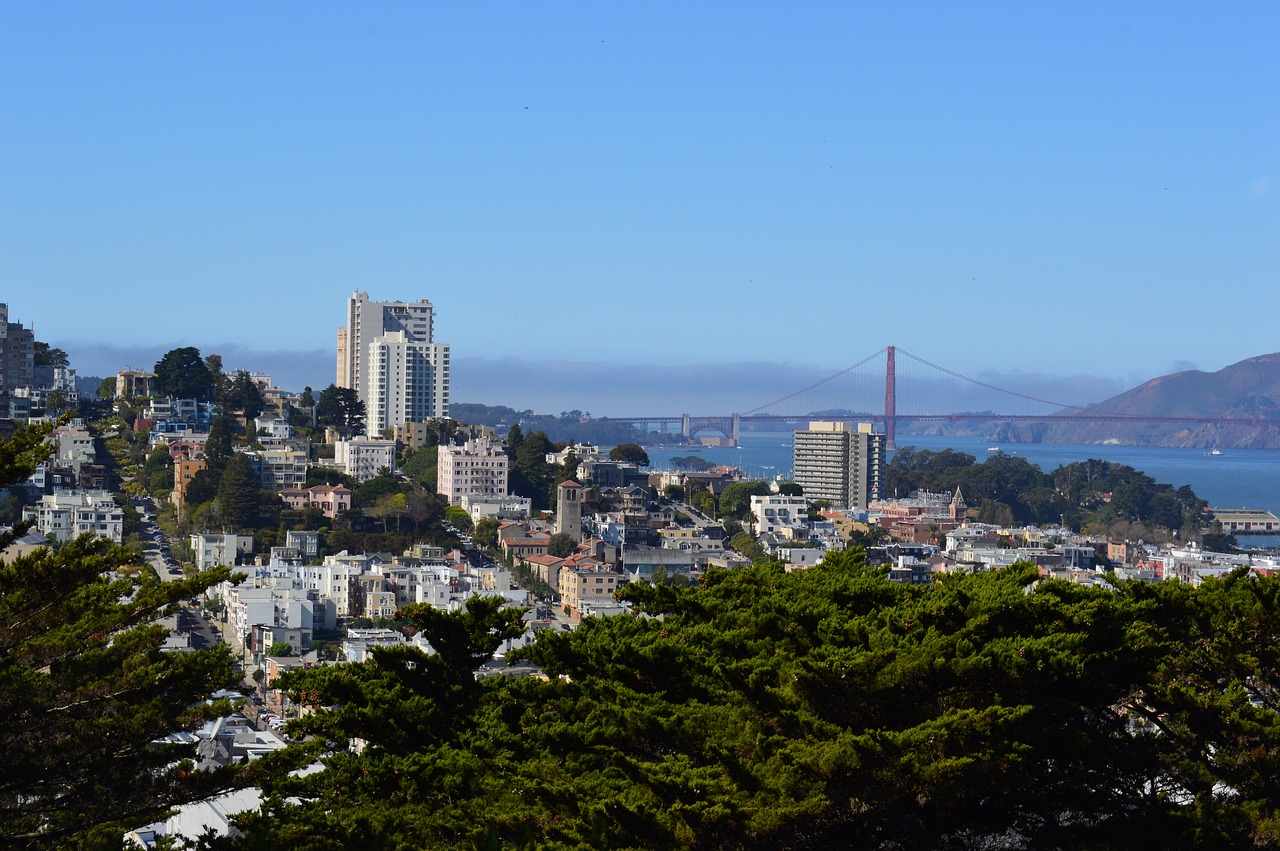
[609,442,650,466]
[212,551,1280,849]
[153,346,215,400]
[315,385,365,437]
[886,447,1213,538]
[0,421,255,849]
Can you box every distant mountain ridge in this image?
[992,353,1280,449]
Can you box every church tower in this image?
[949,486,967,522]
[556,479,583,542]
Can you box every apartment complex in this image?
[792,421,885,510]
[437,436,509,506]
[0,304,35,393]
[363,330,450,437]
[337,292,449,425]
[23,491,123,543]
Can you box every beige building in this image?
[560,564,623,616]
[792,421,885,510]
[437,437,509,506]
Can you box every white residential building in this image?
[364,331,450,436]
[437,437,509,506]
[190,533,254,571]
[23,491,122,543]
[337,292,445,411]
[751,494,810,536]
[334,437,397,482]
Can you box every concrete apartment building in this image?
[437,436,509,506]
[337,292,450,432]
[0,303,35,393]
[363,330,450,437]
[792,421,885,510]
[334,436,397,482]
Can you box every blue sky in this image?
[2,3,1276,415]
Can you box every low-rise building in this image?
[334,437,397,483]
[23,491,122,542]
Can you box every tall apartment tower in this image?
[337,292,449,434]
[792,421,885,510]
[364,331,450,437]
[0,304,35,393]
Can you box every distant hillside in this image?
[992,354,1280,449]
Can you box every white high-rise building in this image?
[337,292,444,420]
[364,331,450,437]
[792,421,885,510]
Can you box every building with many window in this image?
[0,303,35,393]
[334,437,397,483]
[437,437,509,506]
[363,330,450,436]
[23,491,123,543]
[792,421,885,510]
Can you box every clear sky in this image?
[2,2,1276,415]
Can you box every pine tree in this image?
[0,422,253,849]
[217,452,261,532]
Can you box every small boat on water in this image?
[1204,448,1224,457]
[988,447,1001,453]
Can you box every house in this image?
[280,484,352,519]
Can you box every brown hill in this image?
[991,353,1280,449]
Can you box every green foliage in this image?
[0,421,255,849]
[400,445,438,490]
[473,518,500,550]
[315,385,365,437]
[228,370,265,420]
[214,553,1280,849]
[33,341,69,368]
[509,430,555,511]
[670,454,713,471]
[268,641,294,657]
[217,453,262,532]
[608,442,650,466]
[887,447,1212,537]
[444,505,472,531]
[153,346,214,400]
[718,479,771,520]
[547,532,577,558]
[204,415,234,474]
[353,474,402,509]
[451,403,676,447]
[728,530,767,561]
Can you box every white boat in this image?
[987,446,1001,453]
[1204,448,1223,457]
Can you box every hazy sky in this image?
[2,3,1276,414]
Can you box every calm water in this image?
[647,432,1280,547]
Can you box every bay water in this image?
[647,432,1280,548]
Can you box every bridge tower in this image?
[681,413,691,438]
[731,413,740,447]
[884,345,897,450]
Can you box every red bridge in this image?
[613,346,1280,449]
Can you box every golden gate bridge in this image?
[612,346,1280,449]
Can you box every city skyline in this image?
[3,4,1277,412]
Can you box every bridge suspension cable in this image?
[895,347,1097,414]
[740,347,888,416]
